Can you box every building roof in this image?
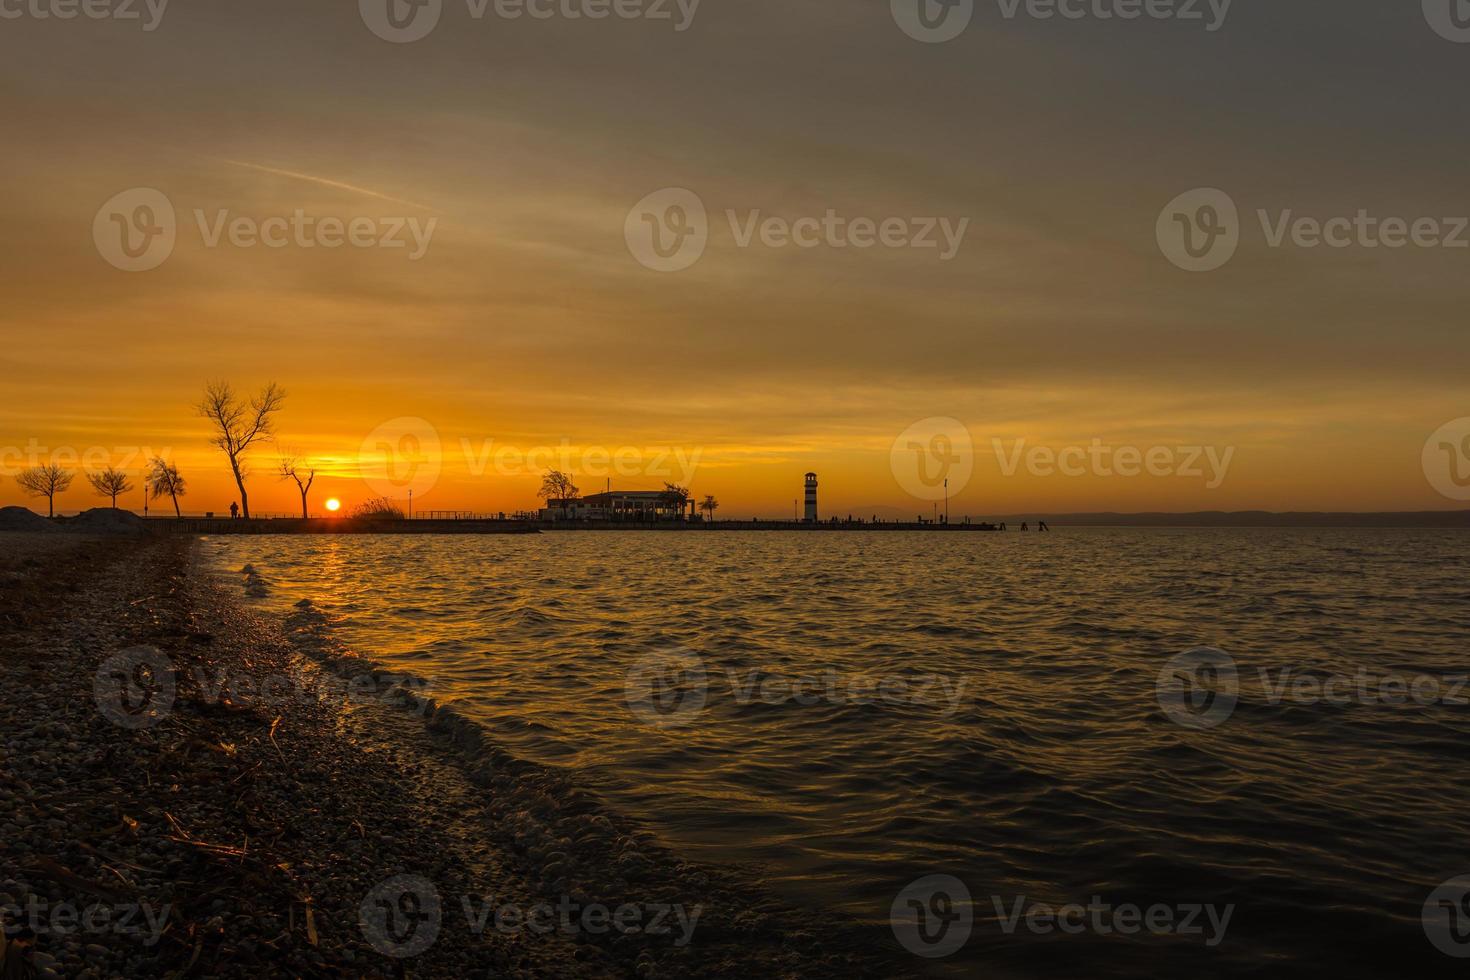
[582,491,672,502]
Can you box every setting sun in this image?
[325,498,341,513]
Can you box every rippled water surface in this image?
[201,528,1470,976]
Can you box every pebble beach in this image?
[0,532,900,978]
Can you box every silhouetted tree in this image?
[15,464,74,518]
[87,467,135,509]
[539,470,579,517]
[198,380,285,520]
[661,483,691,521]
[147,457,187,517]
[277,449,317,520]
[700,494,719,523]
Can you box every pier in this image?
[148,517,1004,535]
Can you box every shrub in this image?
[348,497,406,520]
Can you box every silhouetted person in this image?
[1021,521,1029,531]
[1039,520,1050,532]
[230,501,239,520]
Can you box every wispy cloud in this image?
[208,157,438,212]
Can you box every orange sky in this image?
[2,2,1466,518]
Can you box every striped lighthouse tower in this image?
[803,472,818,522]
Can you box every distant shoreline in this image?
[7,507,1469,535]
[153,510,1470,532]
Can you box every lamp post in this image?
[408,488,413,519]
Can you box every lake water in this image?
[200,528,1470,976]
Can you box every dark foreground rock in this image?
[0,536,903,978]
[0,508,55,533]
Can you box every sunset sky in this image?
[2,0,1467,517]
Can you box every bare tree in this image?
[198,381,285,520]
[87,467,135,509]
[538,470,579,517]
[700,494,720,523]
[15,464,74,518]
[277,448,317,520]
[147,457,187,517]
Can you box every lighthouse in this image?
[803,472,818,522]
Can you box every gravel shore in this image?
[0,534,902,978]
